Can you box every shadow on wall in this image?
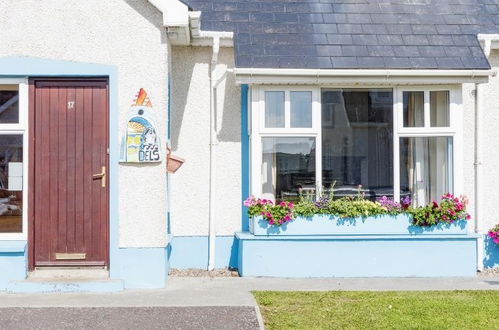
[170,47,240,152]
[124,0,168,44]
[484,236,499,268]
[168,236,239,269]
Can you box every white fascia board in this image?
[148,0,189,27]
[477,34,499,56]
[234,68,493,85]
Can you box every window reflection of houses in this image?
[322,90,393,200]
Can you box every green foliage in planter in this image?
[245,188,471,228]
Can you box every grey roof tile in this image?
[317,45,343,57]
[313,24,338,34]
[331,56,359,69]
[410,57,439,68]
[384,57,412,68]
[436,57,465,69]
[393,46,421,57]
[361,24,388,34]
[352,34,379,45]
[403,35,430,45]
[337,24,364,34]
[326,34,354,45]
[357,57,386,68]
[341,45,369,57]
[185,0,494,70]
[367,45,396,56]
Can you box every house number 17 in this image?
[68,101,75,109]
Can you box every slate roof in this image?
[181,0,499,70]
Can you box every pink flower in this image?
[243,196,254,207]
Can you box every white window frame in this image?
[0,78,29,240]
[394,86,462,202]
[250,86,322,199]
[250,84,463,205]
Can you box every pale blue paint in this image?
[0,56,170,290]
[112,246,170,289]
[0,240,27,253]
[251,215,469,236]
[0,241,27,289]
[241,84,250,231]
[169,236,238,269]
[484,235,499,268]
[7,279,124,293]
[236,232,479,277]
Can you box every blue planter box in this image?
[249,214,468,236]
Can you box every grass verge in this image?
[253,290,499,329]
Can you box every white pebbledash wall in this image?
[170,46,242,237]
[0,0,169,248]
[463,50,499,235]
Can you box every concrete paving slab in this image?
[0,307,260,330]
[0,276,497,308]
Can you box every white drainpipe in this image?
[474,82,484,271]
[208,37,220,271]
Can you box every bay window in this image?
[251,85,461,206]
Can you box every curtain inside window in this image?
[401,137,452,206]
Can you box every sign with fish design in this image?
[120,88,161,163]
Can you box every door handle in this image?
[92,166,106,188]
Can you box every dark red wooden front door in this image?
[29,79,109,268]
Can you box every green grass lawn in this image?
[253,291,499,330]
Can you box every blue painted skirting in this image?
[484,235,499,268]
[236,232,479,277]
[169,236,238,269]
[112,245,170,289]
[0,241,27,289]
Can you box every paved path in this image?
[0,276,497,329]
[0,276,498,308]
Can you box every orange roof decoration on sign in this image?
[132,88,153,107]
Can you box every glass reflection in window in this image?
[0,86,19,124]
[262,137,316,202]
[321,89,393,199]
[0,134,23,233]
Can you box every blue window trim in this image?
[241,84,249,231]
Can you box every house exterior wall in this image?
[0,0,169,248]
[170,46,242,237]
[462,50,499,233]
[462,50,499,267]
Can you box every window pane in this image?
[0,86,19,124]
[403,91,424,127]
[262,137,316,202]
[430,91,450,127]
[264,91,285,128]
[400,137,453,207]
[322,89,393,199]
[290,91,312,128]
[0,134,23,233]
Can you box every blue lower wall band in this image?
[484,235,499,268]
[169,236,238,269]
[237,232,479,277]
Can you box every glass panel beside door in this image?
[0,134,23,233]
[0,85,19,124]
